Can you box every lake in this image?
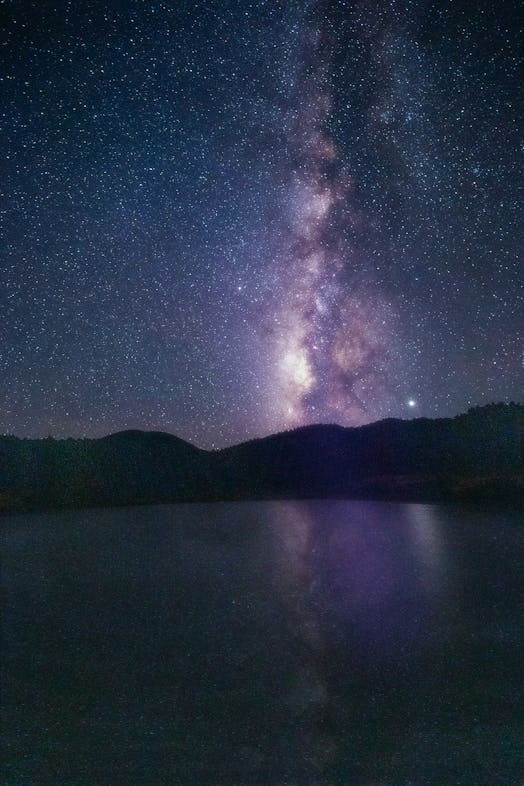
[1,500,522,785]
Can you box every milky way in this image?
[269,12,400,426]
[1,0,522,447]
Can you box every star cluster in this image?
[1,0,522,447]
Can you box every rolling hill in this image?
[0,403,522,512]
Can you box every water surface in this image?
[2,500,522,784]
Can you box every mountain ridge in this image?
[1,403,522,512]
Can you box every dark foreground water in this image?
[1,500,523,785]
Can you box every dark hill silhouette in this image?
[0,429,210,511]
[0,403,522,512]
[211,404,523,503]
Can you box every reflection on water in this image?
[407,503,449,597]
[287,502,454,661]
[1,500,522,784]
[267,502,334,774]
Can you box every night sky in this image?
[2,0,522,448]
